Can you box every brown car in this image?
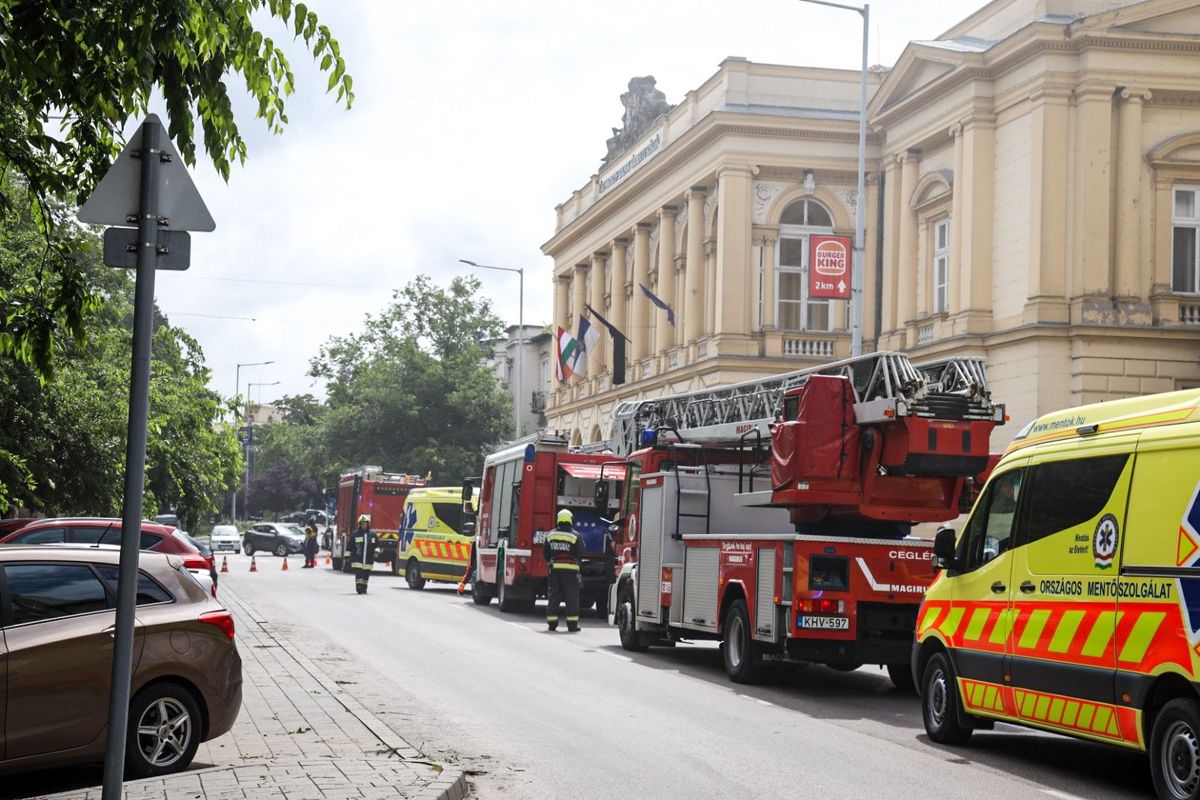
[0,545,242,778]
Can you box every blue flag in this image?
[639,283,676,326]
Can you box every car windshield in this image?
[211,526,237,536]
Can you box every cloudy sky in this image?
[150,0,977,405]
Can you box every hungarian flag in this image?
[555,326,580,382]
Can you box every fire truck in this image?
[331,466,428,571]
[470,434,625,613]
[603,352,1006,689]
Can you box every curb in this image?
[221,585,469,800]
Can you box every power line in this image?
[174,274,401,291]
[165,312,356,329]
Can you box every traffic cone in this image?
[281,555,289,572]
[324,552,331,566]
[249,556,258,573]
[220,556,229,574]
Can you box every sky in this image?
[147,0,981,406]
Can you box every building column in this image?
[704,238,717,335]
[655,206,678,355]
[715,166,753,339]
[588,252,607,377]
[1116,87,1150,302]
[571,263,587,381]
[1026,85,1071,324]
[896,150,920,341]
[958,111,996,331]
[1071,85,1115,301]
[880,157,899,339]
[610,237,629,343]
[554,273,570,336]
[632,223,652,360]
[948,125,964,317]
[761,234,777,329]
[684,186,707,343]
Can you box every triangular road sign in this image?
[78,114,215,232]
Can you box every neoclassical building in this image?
[543,0,1200,448]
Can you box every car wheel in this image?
[1151,698,1200,800]
[617,583,647,652]
[125,683,202,779]
[887,662,917,695]
[274,542,288,557]
[922,651,973,745]
[406,558,426,590]
[243,543,253,556]
[722,599,765,684]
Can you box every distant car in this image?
[242,522,305,557]
[0,545,242,778]
[0,518,33,537]
[304,509,329,527]
[154,513,180,528]
[278,511,307,524]
[209,524,241,552]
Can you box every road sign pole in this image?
[101,117,162,799]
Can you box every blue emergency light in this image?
[524,443,536,462]
[640,429,658,447]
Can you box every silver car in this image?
[209,524,241,552]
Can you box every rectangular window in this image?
[5,563,110,624]
[1173,186,1200,293]
[933,218,950,313]
[777,236,831,332]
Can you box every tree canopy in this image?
[0,0,352,378]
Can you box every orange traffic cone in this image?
[324,552,331,566]
[281,555,289,571]
[220,556,229,574]
[249,556,258,573]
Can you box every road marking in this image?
[503,621,531,632]
[598,651,633,662]
[757,699,775,707]
[1042,790,1085,800]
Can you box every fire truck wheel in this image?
[617,585,647,652]
[722,599,765,684]
[1151,697,1200,800]
[497,568,517,613]
[887,662,917,695]
[331,557,343,571]
[471,578,494,606]
[921,652,972,745]
[405,559,426,590]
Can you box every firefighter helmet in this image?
[556,508,573,525]
[357,514,370,525]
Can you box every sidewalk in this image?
[38,583,468,800]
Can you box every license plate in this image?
[533,530,549,545]
[797,615,849,630]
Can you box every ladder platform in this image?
[732,490,779,508]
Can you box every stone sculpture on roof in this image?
[603,76,672,165]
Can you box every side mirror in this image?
[461,478,474,505]
[593,480,609,513]
[933,526,957,571]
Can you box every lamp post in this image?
[797,0,869,357]
[244,380,280,522]
[233,360,273,522]
[459,259,525,440]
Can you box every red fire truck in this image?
[331,466,428,572]
[470,434,625,613]
[604,352,1006,689]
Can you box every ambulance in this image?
[394,486,478,590]
[914,388,1200,800]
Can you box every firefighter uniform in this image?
[544,509,584,632]
[351,515,377,595]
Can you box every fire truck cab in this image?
[331,466,428,572]
[471,434,624,613]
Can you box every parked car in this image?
[242,523,305,557]
[0,545,242,778]
[153,513,180,529]
[209,524,241,552]
[304,509,329,527]
[0,518,33,537]
[181,532,219,588]
[278,511,307,524]
[0,519,209,574]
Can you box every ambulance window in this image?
[961,469,1023,571]
[432,503,464,535]
[1021,454,1129,547]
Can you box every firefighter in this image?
[543,508,584,632]
[351,514,376,595]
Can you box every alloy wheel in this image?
[135,697,192,769]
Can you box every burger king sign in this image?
[808,235,852,299]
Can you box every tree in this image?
[0,0,353,379]
[311,275,512,486]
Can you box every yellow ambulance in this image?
[393,486,478,590]
[914,388,1200,800]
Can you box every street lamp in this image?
[459,259,525,440]
[244,380,280,523]
[797,0,869,357]
[232,360,273,522]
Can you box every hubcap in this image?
[1163,720,1200,798]
[136,697,192,768]
[728,615,744,669]
[928,667,948,729]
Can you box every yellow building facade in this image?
[543,0,1200,447]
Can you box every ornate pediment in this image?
[603,76,673,165]
[869,44,966,116]
[1095,0,1200,35]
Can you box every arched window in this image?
[777,198,835,332]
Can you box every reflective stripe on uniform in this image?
[550,563,580,571]
[546,615,559,622]
[566,616,579,622]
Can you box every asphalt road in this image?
[217,553,1151,800]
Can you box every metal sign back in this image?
[78,114,215,232]
[103,228,191,270]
